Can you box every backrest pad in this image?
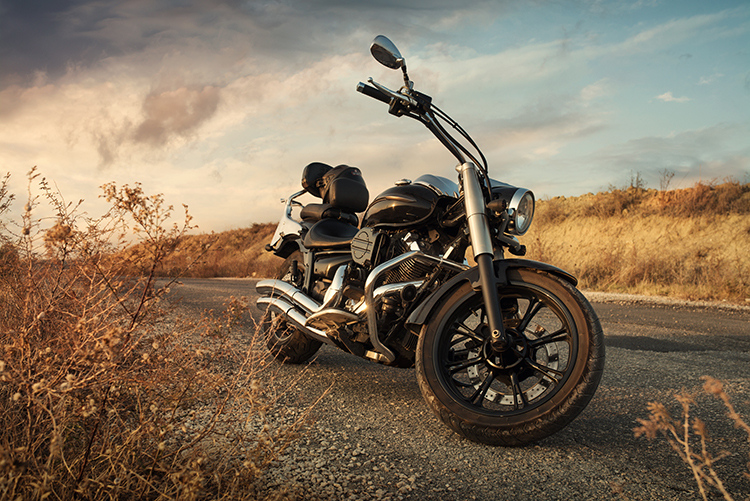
[320,165,369,213]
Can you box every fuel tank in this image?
[362,174,459,229]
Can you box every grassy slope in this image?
[158,181,749,303]
[523,182,750,302]
[131,223,283,279]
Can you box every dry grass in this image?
[116,225,282,280]
[635,377,750,501]
[0,169,309,500]
[118,178,749,304]
[524,180,750,303]
[146,179,749,303]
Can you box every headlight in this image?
[508,189,535,235]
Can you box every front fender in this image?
[406,259,577,329]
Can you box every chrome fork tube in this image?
[457,162,509,352]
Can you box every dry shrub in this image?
[635,377,750,501]
[582,186,649,218]
[116,225,282,279]
[0,169,309,500]
[526,180,750,302]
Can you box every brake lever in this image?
[367,77,418,107]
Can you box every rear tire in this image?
[261,251,322,364]
[416,268,604,446]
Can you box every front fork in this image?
[458,162,510,352]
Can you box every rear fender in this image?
[406,259,577,330]
[272,236,305,259]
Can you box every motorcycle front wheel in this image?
[416,268,604,446]
[260,251,323,364]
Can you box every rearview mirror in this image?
[370,35,404,70]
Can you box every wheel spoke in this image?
[447,356,484,374]
[455,321,485,343]
[517,297,543,333]
[453,380,476,389]
[524,357,564,383]
[529,327,569,348]
[470,373,495,405]
[509,371,528,410]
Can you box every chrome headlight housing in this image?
[508,189,535,235]
[489,181,535,236]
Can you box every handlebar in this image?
[356,82,391,104]
[357,78,486,177]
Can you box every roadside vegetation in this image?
[635,377,750,501]
[0,169,308,500]
[118,224,282,279]
[524,176,750,303]
[142,174,749,304]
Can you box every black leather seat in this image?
[300,203,359,226]
[303,218,359,249]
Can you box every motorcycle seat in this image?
[300,203,359,226]
[303,218,360,249]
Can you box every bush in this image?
[526,179,750,302]
[0,169,308,500]
[635,377,750,501]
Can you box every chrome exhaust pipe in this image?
[256,279,321,313]
[256,296,333,346]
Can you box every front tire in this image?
[261,251,322,364]
[416,268,604,446]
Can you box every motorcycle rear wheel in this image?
[261,251,323,364]
[416,268,604,446]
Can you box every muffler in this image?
[256,296,333,345]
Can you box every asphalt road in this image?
[168,278,750,501]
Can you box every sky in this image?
[1,0,748,232]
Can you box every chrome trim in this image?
[458,162,494,258]
[269,190,306,250]
[256,278,361,335]
[256,279,320,314]
[321,265,347,309]
[364,351,389,363]
[412,174,460,198]
[364,251,469,363]
[508,189,535,236]
[256,296,333,345]
[353,280,424,316]
[306,308,360,329]
[258,252,468,364]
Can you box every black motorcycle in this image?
[256,36,604,446]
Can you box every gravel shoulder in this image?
[168,279,750,501]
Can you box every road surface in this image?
[168,278,750,501]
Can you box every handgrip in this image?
[356,82,391,104]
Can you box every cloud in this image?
[0,0,505,88]
[580,79,610,102]
[698,73,724,85]
[656,91,690,103]
[1,1,748,230]
[133,86,220,146]
[584,124,750,186]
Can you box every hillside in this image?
[121,223,282,279]
[148,180,749,303]
[523,180,750,302]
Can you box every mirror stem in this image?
[401,65,413,90]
